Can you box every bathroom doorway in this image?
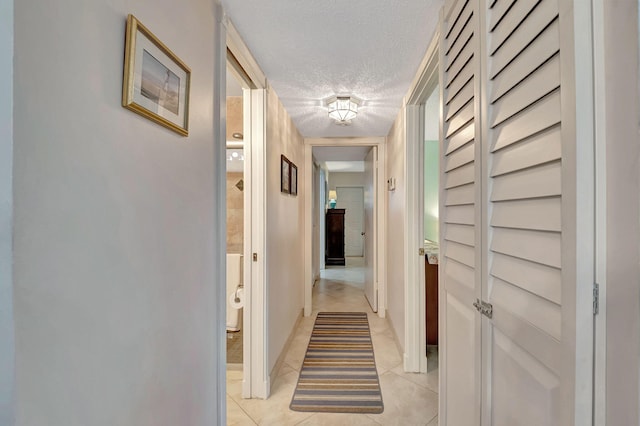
[225,72,245,367]
[404,32,439,374]
[225,37,269,399]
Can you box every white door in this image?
[439,0,595,424]
[481,0,593,424]
[336,187,364,257]
[363,147,377,311]
[439,0,481,423]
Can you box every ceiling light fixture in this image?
[326,96,360,124]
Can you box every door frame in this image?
[226,19,270,400]
[303,138,387,318]
[404,30,440,373]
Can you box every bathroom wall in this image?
[226,172,244,253]
[424,84,439,243]
[226,96,244,253]
[226,96,243,140]
[424,140,439,243]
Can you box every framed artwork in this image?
[122,14,191,136]
[290,163,298,196]
[281,155,291,193]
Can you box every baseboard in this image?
[385,309,404,353]
[269,308,303,386]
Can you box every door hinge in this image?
[473,299,493,319]
[253,253,258,262]
[593,283,599,315]
[418,248,425,256]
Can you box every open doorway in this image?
[422,79,440,375]
[225,71,245,369]
[303,139,387,318]
[225,27,270,399]
[314,147,369,295]
[404,32,439,375]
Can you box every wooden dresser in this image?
[325,209,346,266]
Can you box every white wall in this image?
[385,108,406,351]
[328,172,366,190]
[604,1,640,424]
[0,0,14,423]
[266,84,305,374]
[13,0,223,424]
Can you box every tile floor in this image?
[226,257,439,425]
[227,328,243,365]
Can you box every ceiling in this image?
[221,0,443,139]
[313,146,371,172]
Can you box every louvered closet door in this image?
[439,0,481,424]
[481,0,591,423]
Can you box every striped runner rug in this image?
[289,312,384,414]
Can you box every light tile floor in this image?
[226,257,439,425]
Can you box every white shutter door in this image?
[439,0,481,424]
[481,0,593,424]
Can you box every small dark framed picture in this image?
[290,163,298,196]
[281,155,291,193]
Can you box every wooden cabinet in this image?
[325,209,345,266]
[425,257,438,346]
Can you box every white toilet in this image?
[226,254,243,332]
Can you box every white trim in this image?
[592,0,607,423]
[226,18,269,400]
[240,87,252,399]
[559,1,596,423]
[404,29,440,374]
[304,143,314,317]
[249,89,269,399]
[214,3,227,424]
[303,137,387,319]
[404,104,425,373]
[225,20,266,89]
[437,11,448,424]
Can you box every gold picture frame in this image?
[122,14,191,136]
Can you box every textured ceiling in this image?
[221,0,443,138]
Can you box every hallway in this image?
[226,258,439,425]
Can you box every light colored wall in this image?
[386,108,406,351]
[13,1,222,424]
[424,140,439,243]
[0,0,14,422]
[266,84,305,374]
[226,96,242,141]
[328,172,365,190]
[603,1,640,424]
[227,172,244,253]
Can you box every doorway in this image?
[405,31,440,374]
[303,139,387,318]
[225,71,245,368]
[226,27,270,399]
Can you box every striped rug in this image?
[289,312,384,414]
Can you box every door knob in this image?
[361,232,365,236]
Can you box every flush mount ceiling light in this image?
[326,96,361,124]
